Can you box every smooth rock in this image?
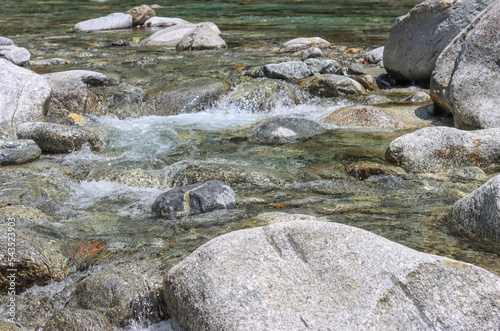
[386,126,500,172]
[452,174,500,244]
[260,59,341,81]
[43,309,113,331]
[430,1,500,129]
[401,91,431,103]
[0,58,52,129]
[176,23,227,51]
[152,180,236,220]
[364,46,384,64]
[164,220,500,331]
[304,58,342,75]
[17,122,102,153]
[143,17,190,27]
[145,77,230,115]
[280,37,331,52]
[250,117,324,144]
[125,4,156,26]
[0,36,14,46]
[324,105,406,129]
[141,22,221,47]
[0,139,41,166]
[74,13,133,32]
[297,74,365,97]
[353,74,379,91]
[302,47,323,60]
[0,45,31,66]
[383,0,494,82]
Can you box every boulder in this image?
[140,22,221,47]
[0,45,30,66]
[144,77,230,115]
[297,74,365,97]
[280,37,331,52]
[164,220,500,331]
[17,122,102,153]
[324,105,406,129]
[451,174,500,244]
[125,4,156,26]
[302,47,323,60]
[0,36,15,46]
[364,46,384,64]
[383,0,494,82]
[74,13,133,32]
[176,23,227,51]
[43,309,113,331]
[385,126,500,172]
[224,79,307,112]
[259,59,341,81]
[0,139,41,166]
[430,1,500,129]
[249,117,324,145]
[0,58,52,129]
[152,180,236,220]
[352,74,379,91]
[143,17,190,27]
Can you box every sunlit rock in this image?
[143,17,190,27]
[74,13,133,32]
[297,74,365,97]
[0,45,30,66]
[176,23,227,51]
[280,37,331,52]
[249,117,324,145]
[125,4,156,26]
[0,139,41,166]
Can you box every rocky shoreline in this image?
[1,2,500,330]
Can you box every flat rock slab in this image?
[452,174,500,244]
[143,17,190,27]
[74,13,132,32]
[386,126,500,172]
[280,37,331,52]
[0,139,41,166]
[164,220,500,330]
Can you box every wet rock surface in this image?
[43,309,113,331]
[298,74,365,97]
[249,117,324,144]
[0,139,41,166]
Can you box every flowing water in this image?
[1,1,500,330]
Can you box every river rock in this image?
[152,180,235,220]
[0,139,41,166]
[140,22,221,47]
[401,91,431,103]
[280,37,331,52]
[324,105,406,129]
[164,220,500,331]
[385,126,500,172]
[352,74,379,91]
[250,117,324,144]
[0,223,68,294]
[0,58,52,129]
[259,59,341,81]
[176,23,227,51]
[74,13,133,32]
[125,4,156,26]
[302,47,323,60]
[144,77,230,115]
[451,174,500,244]
[383,0,494,82]
[43,309,113,331]
[143,17,190,27]
[0,45,30,66]
[224,79,307,112]
[364,46,384,64]
[430,1,500,129]
[297,74,365,97]
[345,160,408,180]
[0,36,14,46]
[17,122,102,153]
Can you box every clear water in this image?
[0,1,499,330]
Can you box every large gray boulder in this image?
[140,22,221,47]
[0,45,30,66]
[152,180,236,220]
[17,122,102,153]
[74,13,133,32]
[383,0,494,82]
[452,174,500,244]
[385,126,500,172]
[0,139,41,166]
[297,74,365,97]
[0,58,52,129]
[164,220,500,331]
[430,1,500,129]
[176,23,227,51]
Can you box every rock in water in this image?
[140,22,221,47]
[143,17,190,27]
[74,13,133,32]
[452,174,500,244]
[0,45,31,66]
[279,37,331,52]
[0,36,14,46]
[43,309,113,331]
[383,0,494,82]
[297,74,365,97]
[249,117,324,144]
[0,58,52,129]
[176,23,227,50]
[164,220,500,330]
[125,4,156,26]
[17,122,102,153]
[152,180,236,220]
[0,140,41,166]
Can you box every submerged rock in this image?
[430,1,500,129]
[249,117,324,144]
[0,139,41,166]
[74,13,133,32]
[164,220,500,330]
[280,37,331,52]
[386,126,500,172]
[143,17,190,27]
[43,309,113,331]
[383,0,493,82]
[176,23,227,50]
[297,74,365,97]
[452,175,500,244]
[0,45,30,66]
[125,4,156,26]
[0,58,52,129]
[17,122,102,153]
[144,77,230,115]
[152,180,236,220]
